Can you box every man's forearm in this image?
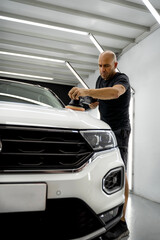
[68,86,122,100]
[88,88,119,100]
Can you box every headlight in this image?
[80,130,117,151]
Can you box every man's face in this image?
[98,54,117,80]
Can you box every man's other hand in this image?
[89,101,99,109]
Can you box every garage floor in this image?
[122,193,160,240]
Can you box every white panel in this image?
[0,183,47,213]
[118,28,160,203]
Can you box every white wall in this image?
[82,27,160,203]
[118,28,160,203]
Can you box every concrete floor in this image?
[122,193,160,240]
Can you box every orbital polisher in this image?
[65,62,97,111]
[65,99,85,111]
[66,96,98,111]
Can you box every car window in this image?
[0,80,64,109]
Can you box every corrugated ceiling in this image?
[0,0,160,86]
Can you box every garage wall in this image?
[83,27,160,203]
[118,27,160,203]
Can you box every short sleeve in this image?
[113,73,130,90]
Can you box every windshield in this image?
[0,80,64,109]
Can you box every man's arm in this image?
[68,84,126,100]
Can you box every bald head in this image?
[99,50,117,63]
[98,50,118,80]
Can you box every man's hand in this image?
[89,101,99,109]
[68,87,89,100]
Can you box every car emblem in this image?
[0,139,2,152]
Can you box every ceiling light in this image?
[0,15,104,53]
[142,0,160,24]
[0,51,65,63]
[89,33,104,53]
[0,51,88,86]
[66,62,89,89]
[0,16,89,35]
[0,71,53,80]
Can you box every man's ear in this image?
[115,61,118,68]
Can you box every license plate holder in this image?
[0,183,47,213]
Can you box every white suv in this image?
[0,79,125,239]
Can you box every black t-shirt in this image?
[96,72,131,131]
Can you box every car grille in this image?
[0,125,93,171]
[1,198,103,239]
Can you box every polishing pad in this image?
[65,99,85,111]
[65,105,85,111]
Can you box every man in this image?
[68,50,131,240]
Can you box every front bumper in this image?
[1,198,124,239]
[0,148,125,239]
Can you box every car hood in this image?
[0,102,110,130]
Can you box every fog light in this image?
[99,206,119,223]
[102,167,124,194]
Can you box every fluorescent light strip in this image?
[0,16,89,35]
[89,33,104,53]
[66,62,89,89]
[0,51,65,63]
[0,52,88,87]
[142,0,160,24]
[0,16,104,52]
[0,71,53,80]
